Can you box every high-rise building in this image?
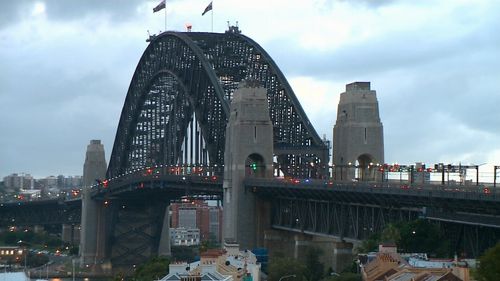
[3,173,34,190]
[171,201,222,243]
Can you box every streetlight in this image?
[279,274,296,281]
[72,259,75,281]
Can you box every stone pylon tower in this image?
[223,80,273,250]
[333,82,384,181]
[80,140,107,266]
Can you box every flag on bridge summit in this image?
[153,0,166,13]
[202,1,212,16]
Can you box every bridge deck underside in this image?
[0,200,81,226]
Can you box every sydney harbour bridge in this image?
[1,27,499,272]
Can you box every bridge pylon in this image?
[223,80,273,250]
[333,82,384,181]
[80,140,108,269]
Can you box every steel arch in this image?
[108,30,328,179]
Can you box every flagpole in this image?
[211,3,214,33]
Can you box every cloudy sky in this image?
[1,0,499,180]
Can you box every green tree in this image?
[304,247,324,281]
[69,245,79,255]
[3,231,19,245]
[26,252,50,267]
[380,223,400,243]
[171,246,197,262]
[356,233,380,253]
[199,236,219,253]
[476,242,500,281]
[268,256,306,281]
[133,256,170,281]
[398,219,450,257]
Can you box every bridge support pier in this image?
[158,205,171,256]
[264,229,354,273]
[255,199,272,247]
[222,81,273,250]
[61,224,80,244]
[332,242,354,273]
[80,190,108,270]
[79,140,108,270]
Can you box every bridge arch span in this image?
[108,30,328,179]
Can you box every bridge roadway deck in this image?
[2,175,499,227]
[101,173,500,227]
[0,198,81,226]
[245,178,500,227]
[92,173,223,200]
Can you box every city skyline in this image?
[1,0,499,178]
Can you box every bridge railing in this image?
[91,165,224,195]
[244,177,500,200]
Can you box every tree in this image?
[133,256,170,281]
[380,223,400,243]
[268,256,306,281]
[199,235,219,253]
[356,233,380,253]
[398,219,450,257]
[3,231,19,244]
[476,242,500,281]
[171,246,197,262]
[26,252,49,267]
[304,247,324,281]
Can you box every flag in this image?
[153,0,166,13]
[202,1,212,16]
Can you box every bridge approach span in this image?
[246,178,500,227]
[0,199,81,226]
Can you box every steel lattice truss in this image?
[0,200,81,226]
[108,30,328,179]
[272,198,420,241]
[109,200,165,266]
[271,197,500,257]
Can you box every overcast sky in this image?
[1,0,499,180]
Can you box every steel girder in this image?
[272,197,419,241]
[436,221,500,257]
[0,199,81,226]
[270,197,500,256]
[108,31,328,179]
[108,200,166,267]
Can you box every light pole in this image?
[72,258,75,281]
[278,274,296,281]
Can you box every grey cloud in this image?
[264,13,500,128]
[0,0,150,28]
[258,9,500,166]
[42,0,145,21]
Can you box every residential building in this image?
[170,228,201,246]
[0,246,26,265]
[360,244,469,281]
[158,242,261,281]
[3,173,33,190]
[171,201,222,243]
